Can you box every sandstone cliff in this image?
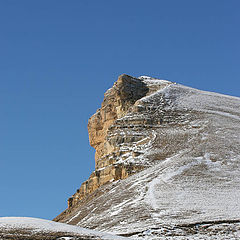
[66,74,173,208]
[55,74,240,239]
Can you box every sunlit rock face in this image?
[66,74,173,208]
[55,74,240,239]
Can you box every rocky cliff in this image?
[54,74,240,239]
[66,74,173,208]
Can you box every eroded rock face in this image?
[67,74,161,208]
[65,74,174,209]
[88,74,149,165]
[54,74,240,239]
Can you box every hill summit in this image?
[55,74,240,239]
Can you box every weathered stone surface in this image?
[55,74,175,214]
[54,74,240,240]
[65,74,155,209]
[88,74,149,163]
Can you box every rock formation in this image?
[55,74,240,239]
[67,74,172,208]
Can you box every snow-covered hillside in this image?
[55,75,240,239]
[0,217,130,239]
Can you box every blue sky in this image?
[0,0,239,220]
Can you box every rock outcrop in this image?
[55,74,240,239]
[67,74,172,208]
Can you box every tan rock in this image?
[67,74,150,208]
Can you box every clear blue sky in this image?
[0,0,239,220]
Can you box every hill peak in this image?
[54,74,240,239]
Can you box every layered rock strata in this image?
[55,74,240,240]
[66,74,173,208]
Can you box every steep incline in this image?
[62,74,173,209]
[55,75,240,239]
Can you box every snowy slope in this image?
[0,217,130,239]
[56,76,240,239]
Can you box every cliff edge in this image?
[54,74,240,239]
[61,74,173,209]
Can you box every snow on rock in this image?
[55,75,240,239]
